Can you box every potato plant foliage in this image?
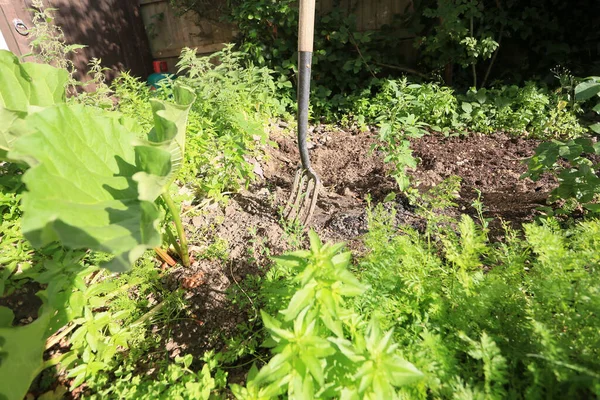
[0,50,194,400]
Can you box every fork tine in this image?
[284,167,321,226]
[301,175,320,226]
[284,167,303,217]
[285,170,307,221]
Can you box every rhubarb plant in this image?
[0,50,68,159]
[1,53,195,271]
[0,50,195,400]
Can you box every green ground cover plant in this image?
[351,201,600,398]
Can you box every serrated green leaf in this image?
[330,337,365,363]
[7,104,172,272]
[261,311,295,341]
[331,251,351,268]
[69,291,85,317]
[308,230,322,253]
[273,253,309,269]
[300,353,325,387]
[281,283,316,321]
[0,50,67,159]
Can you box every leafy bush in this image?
[574,76,600,133]
[523,77,600,213]
[458,84,585,138]
[419,0,499,87]
[356,78,459,129]
[361,78,584,138]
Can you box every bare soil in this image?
[164,125,557,366]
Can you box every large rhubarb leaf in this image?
[0,50,68,158]
[134,85,196,200]
[0,50,67,109]
[8,104,170,272]
[0,307,53,400]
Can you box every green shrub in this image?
[458,83,585,138]
[361,78,585,138]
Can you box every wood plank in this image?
[140,0,234,60]
[376,0,392,28]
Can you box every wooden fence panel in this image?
[138,0,416,69]
[139,0,235,70]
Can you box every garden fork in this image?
[284,0,321,226]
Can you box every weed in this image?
[246,227,272,267]
[27,0,113,107]
[278,208,305,250]
[26,0,84,87]
[85,353,226,399]
[199,237,229,261]
[232,231,423,398]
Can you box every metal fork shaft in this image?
[283,0,321,226]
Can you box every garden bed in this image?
[163,125,558,371]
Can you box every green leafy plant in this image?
[112,45,286,202]
[26,0,85,87]
[0,50,68,159]
[26,0,113,108]
[419,0,498,87]
[574,76,600,133]
[354,203,600,398]
[0,50,195,400]
[522,78,600,213]
[458,84,585,138]
[86,353,225,399]
[361,77,584,140]
[232,231,423,398]
[523,137,600,213]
